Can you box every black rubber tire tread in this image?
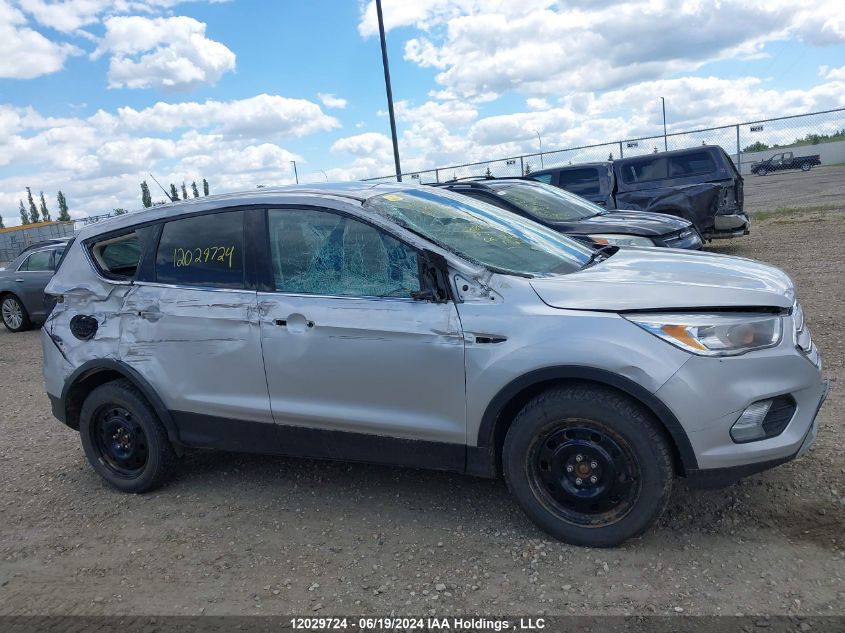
[503,384,674,547]
[79,378,176,493]
[1,294,32,333]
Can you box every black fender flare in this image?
[60,359,181,446]
[475,366,698,473]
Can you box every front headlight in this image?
[625,313,783,356]
[588,234,654,246]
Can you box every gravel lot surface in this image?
[743,164,845,213]
[1,209,843,617]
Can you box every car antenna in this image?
[149,173,177,202]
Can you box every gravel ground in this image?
[743,164,845,213]
[0,210,843,617]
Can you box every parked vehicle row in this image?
[526,146,750,240]
[435,179,702,249]
[40,183,827,547]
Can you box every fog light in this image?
[730,400,773,443]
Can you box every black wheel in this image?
[79,379,176,493]
[801,163,811,172]
[756,167,767,176]
[503,385,674,547]
[1,294,32,332]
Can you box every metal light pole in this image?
[535,130,544,168]
[290,160,299,184]
[660,97,668,152]
[376,0,402,182]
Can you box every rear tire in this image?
[79,379,176,493]
[1,294,31,332]
[503,385,674,547]
[756,167,767,176]
[801,163,811,172]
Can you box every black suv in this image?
[527,146,748,240]
[435,179,702,249]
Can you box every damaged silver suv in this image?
[42,183,827,547]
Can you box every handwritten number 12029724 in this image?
[173,246,235,269]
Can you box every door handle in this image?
[274,315,314,329]
[15,278,24,283]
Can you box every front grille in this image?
[761,395,797,438]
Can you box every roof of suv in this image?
[74,182,411,240]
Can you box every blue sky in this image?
[1,0,844,225]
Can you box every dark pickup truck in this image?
[750,151,821,176]
[527,145,749,240]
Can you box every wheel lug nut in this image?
[566,465,574,473]
[575,454,583,462]
[575,478,582,485]
[590,461,598,469]
[590,476,598,484]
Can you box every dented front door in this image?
[258,207,466,444]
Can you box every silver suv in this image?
[42,183,827,547]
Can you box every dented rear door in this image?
[119,209,272,433]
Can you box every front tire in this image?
[79,379,176,493]
[503,385,674,547]
[1,294,31,332]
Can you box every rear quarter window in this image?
[88,227,154,281]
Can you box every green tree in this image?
[26,187,40,223]
[56,191,70,221]
[0,214,5,229]
[169,184,179,202]
[181,182,188,200]
[523,163,532,174]
[202,178,209,196]
[113,208,128,216]
[140,181,153,208]
[484,167,493,178]
[19,200,29,225]
[743,141,770,153]
[39,191,51,221]
[191,181,199,197]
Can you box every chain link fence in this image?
[364,107,845,182]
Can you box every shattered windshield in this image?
[490,182,603,222]
[364,188,593,276]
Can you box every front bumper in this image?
[685,381,828,488]
[654,330,826,485]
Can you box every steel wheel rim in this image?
[528,420,641,527]
[2,298,23,329]
[91,406,148,478]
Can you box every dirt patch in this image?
[1,212,843,616]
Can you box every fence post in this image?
[735,124,741,173]
[435,168,440,183]
[520,156,524,176]
[619,141,624,159]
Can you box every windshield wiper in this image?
[580,245,618,269]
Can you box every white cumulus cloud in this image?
[94,15,236,90]
[0,0,80,79]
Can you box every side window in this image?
[620,158,668,184]
[155,211,245,289]
[268,208,421,298]
[531,174,553,184]
[20,250,53,272]
[556,168,600,195]
[668,151,716,177]
[89,227,154,281]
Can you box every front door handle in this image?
[15,278,24,283]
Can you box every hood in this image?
[530,247,794,311]
[549,209,690,237]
